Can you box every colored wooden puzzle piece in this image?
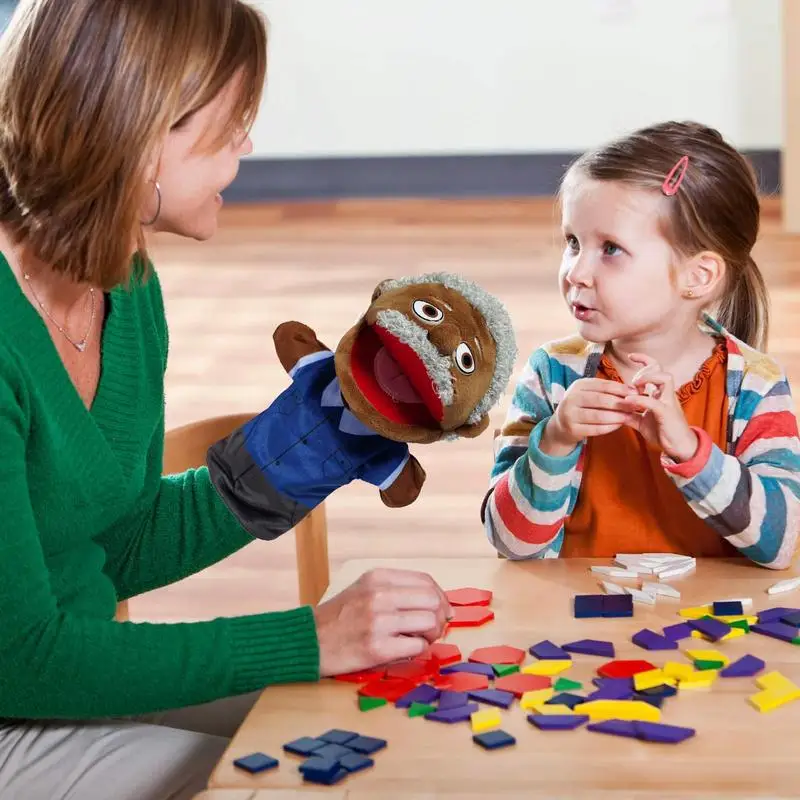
[314,743,355,762]
[440,662,496,678]
[767,576,800,595]
[562,639,615,658]
[636,683,677,699]
[598,660,657,679]
[319,729,359,745]
[469,645,526,665]
[757,607,800,624]
[432,672,490,693]
[473,729,516,750]
[395,684,440,708]
[358,677,418,702]
[679,605,711,619]
[528,714,589,730]
[632,628,678,651]
[346,736,387,755]
[533,703,575,715]
[720,654,765,678]
[603,593,634,618]
[529,640,571,660]
[751,621,800,644]
[520,688,555,711]
[334,667,386,683]
[233,752,279,773]
[586,719,638,738]
[358,696,388,712]
[522,659,572,677]
[554,677,583,692]
[385,659,437,681]
[471,707,502,733]
[299,756,346,785]
[494,673,551,697]
[712,600,744,616]
[339,752,374,773]
[781,611,800,626]
[283,736,326,756]
[635,721,695,744]
[587,678,635,701]
[574,594,606,618]
[468,688,516,709]
[663,662,695,681]
[574,699,661,722]
[545,692,585,710]
[677,670,717,690]
[408,702,437,718]
[437,690,470,709]
[633,670,675,692]
[424,642,462,666]
[425,702,481,723]
[447,605,495,628]
[662,622,693,641]
[685,649,730,666]
[688,616,731,641]
[493,663,521,677]
[445,587,493,606]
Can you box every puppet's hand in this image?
[380,455,426,508]
[273,321,332,374]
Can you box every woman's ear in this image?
[682,251,726,300]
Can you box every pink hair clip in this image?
[662,155,689,196]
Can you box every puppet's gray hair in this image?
[377,272,517,424]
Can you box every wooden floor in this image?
[131,196,800,622]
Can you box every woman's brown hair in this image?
[0,0,267,291]
[562,121,769,350]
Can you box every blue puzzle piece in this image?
[528,714,589,730]
[346,735,387,755]
[632,628,678,651]
[757,607,800,624]
[339,752,374,773]
[781,611,800,627]
[713,600,744,616]
[395,684,440,708]
[662,622,693,641]
[437,690,470,710]
[467,689,515,709]
[313,743,354,762]
[636,683,677,699]
[689,617,731,641]
[751,621,799,643]
[635,721,695,744]
[233,752,279,773]
[283,736,326,757]
[587,719,638,738]
[574,594,606,619]
[318,728,359,745]
[473,729,516,750]
[425,702,480,723]
[302,766,349,786]
[529,640,571,660]
[720,654,766,678]
[562,639,615,658]
[299,756,341,781]
[603,593,633,618]
[545,692,585,710]
[440,662,496,678]
[634,693,664,709]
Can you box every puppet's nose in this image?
[429,322,461,355]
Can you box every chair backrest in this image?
[115,412,330,621]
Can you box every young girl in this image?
[483,121,800,568]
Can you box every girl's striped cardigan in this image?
[482,316,800,569]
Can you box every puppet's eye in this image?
[454,342,475,374]
[412,300,444,323]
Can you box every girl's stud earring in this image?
[684,289,694,298]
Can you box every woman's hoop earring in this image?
[142,181,162,226]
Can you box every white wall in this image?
[249,0,782,158]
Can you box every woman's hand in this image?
[313,568,452,678]
[619,353,699,462]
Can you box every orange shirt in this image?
[561,340,739,558]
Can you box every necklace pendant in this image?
[75,340,87,353]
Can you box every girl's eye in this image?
[565,234,579,252]
[602,241,623,257]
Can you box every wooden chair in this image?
[114,413,330,621]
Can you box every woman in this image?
[0,1,450,797]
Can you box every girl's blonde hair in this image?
[0,0,267,290]
[562,121,769,351]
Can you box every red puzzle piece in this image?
[432,672,490,693]
[447,606,495,628]
[423,643,462,666]
[469,645,526,666]
[332,667,386,683]
[445,588,493,607]
[597,660,658,680]
[493,673,551,697]
[384,659,438,682]
[357,677,419,702]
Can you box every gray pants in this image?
[0,691,260,800]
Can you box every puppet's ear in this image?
[451,414,490,439]
[371,279,394,302]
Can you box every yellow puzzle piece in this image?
[678,670,718,689]
[573,699,661,722]
[534,703,575,715]
[634,669,676,691]
[521,660,572,677]
[471,707,502,733]
[756,671,798,694]
[520,688,555,711]
[679,605,712,619]
[663,662,695,681]
[749,688,800,713]
[685,649,730,666]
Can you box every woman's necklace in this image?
[23,272,96,353]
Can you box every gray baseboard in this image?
[222,149,781,203]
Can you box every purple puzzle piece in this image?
[602,593,634,618]
[468,689,515,709]
[424,702,480,723]
[436,690,469,710]
[781,611,800,627]
[720,654,766,678]
[395,684,440,708]
[587,683,635,701]
[751,621,799,643]
[439,662,496,678]
[757,607,800,624]
[632,628,679,651]
[527,714,589,730]
[662,622,693,641]
[635,721,695,744]
[689,617,731,641]
[587,719,638,738]
[562,639,615,658]
[529,640,571,660]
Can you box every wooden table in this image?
[209,557,800,798]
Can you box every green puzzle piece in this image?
[694,659,725,671]
[492,664,520,677]
[408,702,437,718]
[730,620,750,632]
[359,695,388,712]
[554,677,583,692]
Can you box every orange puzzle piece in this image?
[445,588,493,606]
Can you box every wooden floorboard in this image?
[131,196,800,621]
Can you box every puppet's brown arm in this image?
[380,454,426,508]
[273,322,332,374]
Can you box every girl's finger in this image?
[622,393,664,420]
[630,370,675,399]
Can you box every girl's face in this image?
[146,74,254,241]
[558,177,686,344]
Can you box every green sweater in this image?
[0,255,320,719]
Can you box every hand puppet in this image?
[207,272,516,540]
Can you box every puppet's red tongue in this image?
[374,347,424,404]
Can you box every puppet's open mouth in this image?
[350,324,443,428]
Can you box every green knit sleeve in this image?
[0,343,319,720]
